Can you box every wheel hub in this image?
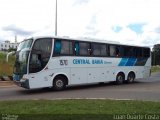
[56,80,63,88]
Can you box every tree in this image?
[152,44,160,65]
[8,48,17,52]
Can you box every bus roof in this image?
[29,36,150,48]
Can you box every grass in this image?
[151,66,160,73]
[0,100,160,120]
[0,53,15,76]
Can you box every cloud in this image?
[139,23,160,48]
[0,35,5,41]
[112,26,123,33]
[85,29,99,36]
[2,25,34,36]
[0,0,159,48]
[89,15,97,26]
[85,15,100,36]
[154,26,160,33]
[73,0,90,6]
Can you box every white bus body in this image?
[13,36,151,90]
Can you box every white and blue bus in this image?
[13,36,151,90]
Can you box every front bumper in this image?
[14,79,30,89]
[13,74,30,89]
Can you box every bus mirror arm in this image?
[6,51,16,62]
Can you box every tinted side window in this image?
[54,40,73,55]
[75,42,79,55]
[54,40,61,55]
[135,47,143,57]
[123,46,134,57]
[29,38,52,73]
[109,45,116,57]
[143,48,150,57]
[61,41,73,55]
[92,43,107,56]
[79,42,91,56]
[32,38,52,62]
[109,45,122,57]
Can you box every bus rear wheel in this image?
[127,72,135,83]
[53,76,67,91]
[116,73,125,84]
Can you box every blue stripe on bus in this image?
[118,58,137,66]
[118,58,148,66]
[125,58,137,66]
[118,58,128,66]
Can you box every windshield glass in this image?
[14,39,33,75]
[17,39,33,51]
[13,51,29,75]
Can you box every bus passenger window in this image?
[110,45,117,57]
[115,47,120,56]
[92,43,107,56]
[54,40,61,55]
[79,42,91,56]
[75,42,79,55]
[92,44,101,56]
[143,48,150,58]
[109,45,122,57]
[29,38,52,73]
[135,47,143,57]
[61,41,73,55]
[124,46,131,57]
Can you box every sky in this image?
[0,0,160,48]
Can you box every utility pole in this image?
[55,0,58,36]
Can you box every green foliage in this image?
[0,100,160,120]
[151,66,160,73]
[0,52,15,76]
[152,44,160,65]
[8,48,17,52]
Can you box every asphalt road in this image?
[0,72,160,101]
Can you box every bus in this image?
[13,36,151,90]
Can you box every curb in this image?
[0,76,13,81]
[0,81,15,88]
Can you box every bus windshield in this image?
[17,39,33,51]
[14,39,33,75]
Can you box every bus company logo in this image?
[60,60,68,66]
[2,114,18,120]
[73,59,112,65]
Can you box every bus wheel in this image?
[116,73,124,84]
[53,76,66,91]
[127,72,135,83]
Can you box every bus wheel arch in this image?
[116,72,125,84]
[127,71,135,83]
[52,74,68,90]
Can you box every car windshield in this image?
[14,39,33,75]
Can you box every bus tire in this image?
[127,72,135,83]
[116,73,125,84]
[53,76,67,91]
